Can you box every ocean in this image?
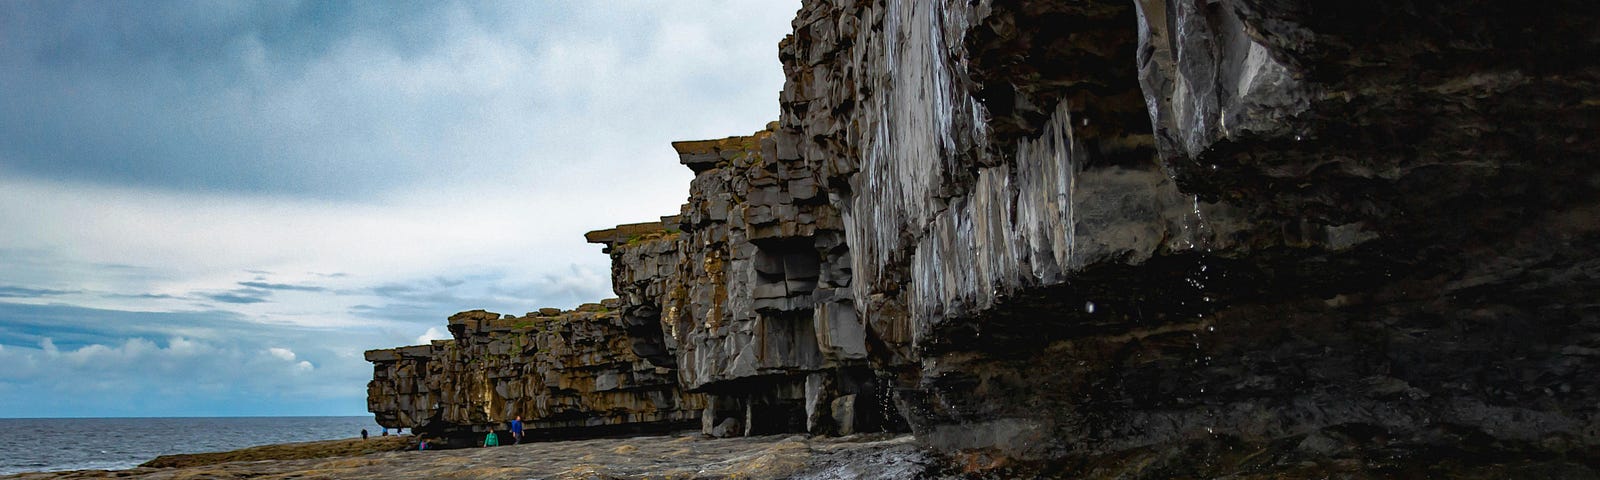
[0,416,384,475]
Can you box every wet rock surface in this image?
[136,436,412,469]
[3,434,940,480]
[11,432,1595,479]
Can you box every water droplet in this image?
[1295,135,1303,141]
[1209,164,1218,170]
[1084,301,1096,314]
[1207,325,1215,332]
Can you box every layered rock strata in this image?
[588,127,900,437]
[769,0,1600,472]
[366,0,1599,473]
[365,302,704,443]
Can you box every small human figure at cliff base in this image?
[361,429,368,440]
[510,416,524,444]
[484,430,500,447]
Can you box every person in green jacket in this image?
[483,430,499,447]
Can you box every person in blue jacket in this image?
[510,416,524,444]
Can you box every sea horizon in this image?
[0,414,372,420]
[0,416,384,475]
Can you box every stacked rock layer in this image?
[763,0,1600,473]
[365,302,704,442]
[371,0,1599,474]
[587,126,897,437]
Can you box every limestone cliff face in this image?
[589,127,893,437]
[770,0,1600,471]
[367,0,1599,473]
[365,302,703,441]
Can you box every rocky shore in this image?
[358,0,1600,475]
[1,433,933,480]
[6,430,1593,479]
[135,435,413,469]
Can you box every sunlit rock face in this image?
[777,0,1600,473]
[364,303,704,444]
[590,127,902,438]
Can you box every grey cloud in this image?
[0,0,791,199]
[0,301,269,349]
[238,281,325,292]
[104,292,179,300]
[200,288,272,304]
[0,285,78,297]
[0,0,580,198]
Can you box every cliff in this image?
[369,0,1600,474]
[364,301,703,443]
[587,126,896,437]
[765,0,1600,473]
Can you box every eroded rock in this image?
[365,302,704,443]
[771,0,1600,472]
[589,126,903,438]
[361,0,1600,475]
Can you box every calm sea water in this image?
[0,416,385,475]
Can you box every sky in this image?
[0,0,799,418]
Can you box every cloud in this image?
[415,327,450,345]
[0,0,801,417]
[0,301,376,416]
[106,293,180,300]
[0,1,795,199]
[200,288,273,304]
[239,281,325,292]
[0,335,347,416]
[0,285,78,297]
[267,347,297,361]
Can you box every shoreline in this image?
[1,435,413,479]
[0,432,930,479]
[137,434,415,468]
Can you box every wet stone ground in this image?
[1,433,941,480]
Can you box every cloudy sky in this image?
[0,0,799,417]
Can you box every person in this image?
[361,428,369,440]
[483,430,500,447]
[418,439,428,451]
[510,416,524,444]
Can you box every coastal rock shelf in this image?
[367,0,1600,474]
[365,302,704,443]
